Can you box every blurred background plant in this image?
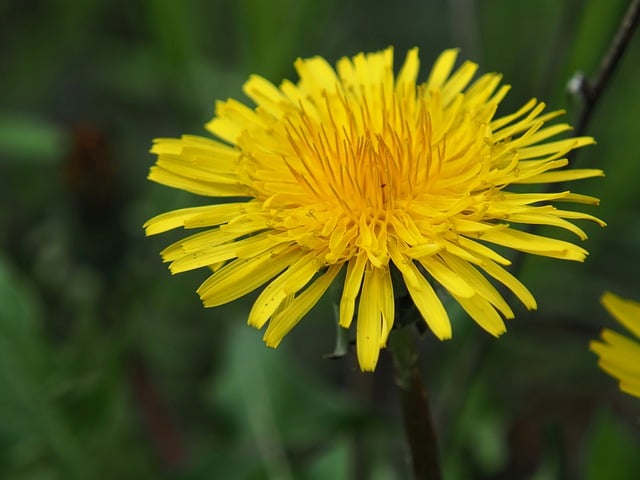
[0,0,639,478]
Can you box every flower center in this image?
[240,86,492,267]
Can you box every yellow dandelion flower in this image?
[145,47,604,371]
[591,292,640,398]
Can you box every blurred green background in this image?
[1,0,639,478]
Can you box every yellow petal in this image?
[396,47,420,95]
[441,60,478,105]
[243,75,287,116]
[339,253,368,328]
[248,253,322,328]
[419,256,476,298]
[489,98,538,131]
[505,212,588,240]
[452,293,506,336]
[169,231,287,274]
[160,228,243,262]
[478,228,588,261]
[356,266,384,372]
[263,264,343,347]
[477,258,537,310]
[390,245,452,339]
[379,267,395,344]
[144,202,262,235]
[426,49,459,91]
[601,292,640,339]
[515,168,604,184]
[441,252,513,319]
[198,245,299,307]
[148,166,247,197]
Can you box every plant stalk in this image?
[389,327,442,480]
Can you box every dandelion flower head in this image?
[591,292,640,398]
[145,47,604,371]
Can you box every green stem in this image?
[388,327,442,480]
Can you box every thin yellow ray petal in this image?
[556,193,601,205]
[339,253,368,328]
[150,138,184,155]
[620,381,640,398]
[505,212,588,240]
[598,331,640,369]
[489,98,537,131]
[263,264,343,347]
[598,359,640,385]
[154,156,239,184]
[390,245,452,339]
[206,98,266,144]
[441,60,478,105]
[462,73,502,108]
[601,292,640,339]
[295,55,341,94]
[488,84,510,105]
[476,258,537,310]
[396,47,420,94]
[150,137,241,175]
[419,256,476,298]
[514,169,604,184]
[498,191,575,205]
[184,202,265,229]
[517,136,593,159]
[515,125,573,155]
[451,218,503,234]
[509,158,568,181]
[441,252,514,319]
[357,266,383,372]
[554,210,606,227]
[452,293,506,336]
[144,202,263,235]
[243,75,287,116]
[426,49,459,91]
[478,228,588,261]
[379,267,395,345]
[144,205,222,236]
[150,135,240,161]
[248,253,322,328]
[168,231,286,274]
[160,228,244,262]
[594,342,640,386]
[457,236,512,266]
[148,166,247,197]
[437,239,484,264]
[197,245,299,307]
[404,243,442,259]
[219,216,270,235]
[491,104,546,143]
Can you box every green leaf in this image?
[0,114,65,165]
[584,408,640,480]
[0,255,90,479]
[206,324,363,477]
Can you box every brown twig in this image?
[509,0,640,277]
[568,0,640,155]
[442,0,640,452]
